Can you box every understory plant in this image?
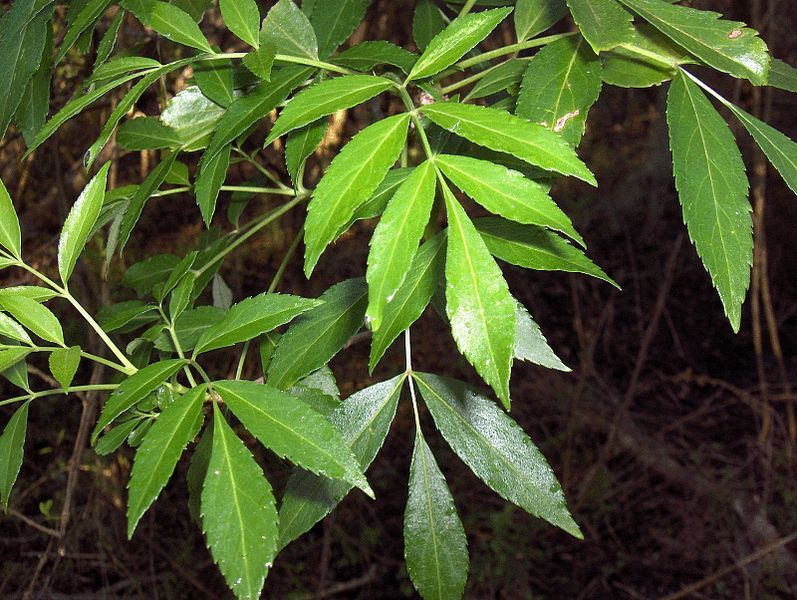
[1,0,796,597]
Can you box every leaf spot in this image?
[553,110,580,133]
[728,29,743,39]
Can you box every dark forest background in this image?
[1,0,796,598]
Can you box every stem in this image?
[618,43,679,70]
[267,231,302,294]
[0,384,120,408]
[235,341,250,380]
[455,32,576,71]
[404,330,423,431]
[440,60,508,96]
[394,85,436,159]
[221,185,295,196]
[193,194,309,280]
[29,346,130,374]
[459,0,478,17]
[158,306,199,387]
[190,360,214,387]
[232,148,292,191]
[274,54,352,75]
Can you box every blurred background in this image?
[0,0,796,598]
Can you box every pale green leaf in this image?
[443,186,515,409]
[667,72,751,332]
[161,86,225,152]
[309,0,371,58]
[196,144,230,226]
[370,234,445,372]
[214,380,371,495]
[127,385,205,536]
[49,346,81,390]
[150,1,213,52]
[422,102,596,185]
[0,348,32,373]
[278,376,404,549]
[408,7,512,81]
[0,178,22,258]
[404,430,469,600]
[414,372,582,537]
[516,36,602,147]
[220,0,260,48]
[92,359,187,442]
[0,296,64,346]
[194,293,320,355]
[475,217,617,286]
[436,154,583,244]
[59,163,110,284]
[304,113,409,276]
[617,0,770,85]
[514,301,570,371]
[267,279,367,389]
[0,401,29,510]
[266,75,393,146]
[566,0,633,52]
[0,286,58,303]
[202,403,277,600]
[262,0,318,60]
[366,161,437,331]
[0,314,32,346]
[515,0,567,41]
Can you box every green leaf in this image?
[16,24,53,146]
[150,1,213,52]
[278,376,403,549]
[122,254,180,296]
[171,0,214,21]
[153,306,225,352]
[465,58,527,101]
[0,0,53,139]
[443,186,515,409]
[195,144,231,226]
[93,359,186,442]
[617,0,770,85]
[118,117,181,151]
[95,418,142,456]
[309,0,370,58]
[566,0,633,53]
[202,403,277,600]
[58,163,110,284]
[214,380,371,495]
[262,0,318,60]
[186,424,211,523]
[408,7,512,81]
[56,0,113,64]
[366,161,437,331]
[161,86,225,152]
[168,274,194,322]
[220,0,260,48]
[242,43,276,80]
[666,72,751,332]
[436,154,583,245]
[119,153,178,253]
[267,279,367,389]
[285,119,327,186]
[0,296,64,346]
[94,7,125,69]
[516,36,602,147]
[266,75,393,146]
[515,0,568,41]
[0,286,58,303]
[90,56,163,82]
[0,347,32,373]
[304,113,410,276]
[127,385,205,536]
[194,293,320,355]
[0,314,32,346]
[514,301,570,371]
[475,217,617,286]
[97,300,157,332]
[404,429,469,600]
[767,59,797,93]
[334,41,417,74]
[412,0,446,52]
[193,58,234,107]
[414,372,581,537]
[201,66,312,168]
[369,234,445,372]
[422,102,596,185]
[0,401,29,510]
[49,346,81,390]
[0,178,22,258]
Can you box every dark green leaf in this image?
[193,58,234,108]
[443,186,515,409]
[202,403,277,600]
[49,346,81,390]
[118,117,181,150]
[127,385,205,536]
[515,0,568,41]
[767,59,797,93]
[412,0,446,52]
[0,348,32,373]
[153,306,225,352]
[414,372,581,537]
[150,1,213,52]
[194,293,320,355]
[465,58,527,101]
[309,0,371,58]
[285,119,327,186]
[97,300,157,332]
[220,0,261,48]
[514,301,569,371]
[267,279,367,389]
[262,0,318,60]
[404,430,469,600]
[16,24,53,146]
[408,8,512,81]
[93,7,125,69]
[667,72,751,332]
[0,177,22,258]
[195,144,230,226]
[56,0,113,64]
[95,418,142,456]
[334,41,417,74]
[122,254,180,296]
[422,102,596,185]
[278,376,404,549]
[566,0,633,52]
[214,380,371,495]
[0,401,29,510]
[242,43,276,80]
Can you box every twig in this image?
[7,509,61,539]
